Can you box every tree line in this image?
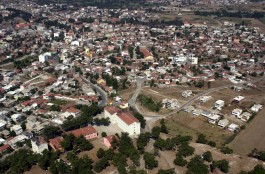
[194,10,265,19]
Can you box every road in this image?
[80,76,108,107]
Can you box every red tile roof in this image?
[0,144,10,153]
[116,111,139,125]
[105,106,119,115]
[68,125,97,138]
[49,136,63,150]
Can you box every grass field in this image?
[51,99,68,105]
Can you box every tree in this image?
[94,158,110,173]
[187,155,209,174]
[101,132,107,137]
[154,138,167,150]
[202,151,212,162]
[143,152,158,170]
[137,132,150,153]
[21,122,26,131]
[118,133,134,156]
[212,160,229,173]
[60,134,75,151]
[220,146,233,154]
[174,155,187,167]
[134,113,146,129]
[42,126,62,140]
[196,134,207,144]
[207,81,211,89]
[177,143,195,157]
[75,135,93,151]
[160,124,168,134]
[97,148,105,159]
[151,126,161,139]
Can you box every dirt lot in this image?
[24,165,50,174]
[119,87,136,101]
[165,111,234,147]
[229,108,265,156]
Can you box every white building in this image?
[232,108,243,118]
[208,114,220,124]
[31,137,48,154]
[198,96,212,103]
[0,120,7,130]
[182,90,192,98]
[228,123,239,132]
[241,112,251,122]
[8,135,28,149]
[11,114,22,122]
[10,125,23,135]
[251,104,263,112]
[214,100,225,110]
[39,52,52,63]
[218,119,229,128]
[104,106,140,136]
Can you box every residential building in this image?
[31,137,49,154]
[182,90,192,98]
[228,123,239,132]
[218,119,229,128]
[103,135,117,148]
[49,136,63,151]
[232,108,243,118]
[10,125,23,135]
[214,100,225,110]
[208,114,220,124]
[251,104,263,112]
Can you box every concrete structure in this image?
[104,106,140,136]
[31,137,48,154]
[39,52,52,63]
[251,104,263,112]
[218,119,229,128]
[182,90,192,98]
[214,100,225,110]
[10,125,23,135]
[232,108,243,118]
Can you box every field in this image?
[229,108,265,156]
[165,111,234,147]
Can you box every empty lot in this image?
[229,108,265,155]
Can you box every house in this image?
[228,123,239,132]
[183,105,195,113]
[10,125,23,135]
[31,137,49,154]
[251,104,263,112]
[182,90,192,98]
[0,144,11,154]
[11,114,23,122]
[214,100,225,110]
[241,112,251,122]
[162,98,178,110]
[232,96,245,103]
[218,119,229,128]
[192,109,203,116]
[198,96,212,103]
[65,107,81,118]
[104,106,141,136]
[67,125,98,140]
[232,108,243,118]
[49,136,63,151]
[8,135,28,149]
[208,114,220,124]
[0,120,7,130]
[103,135,117,148]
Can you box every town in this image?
[0,0,265,174]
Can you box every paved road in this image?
[80,76,108,107]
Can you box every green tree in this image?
[143,152,158,170]
[151,126,161,139]
[174,155,187,167]
[186,155,209,174]
[212,159,229,173]
[97,148,105,159]
[196,134,207,144]
[42,126,62,140]
[94,158,110,173]
[157,168,176,174]
[202,151,212,162]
